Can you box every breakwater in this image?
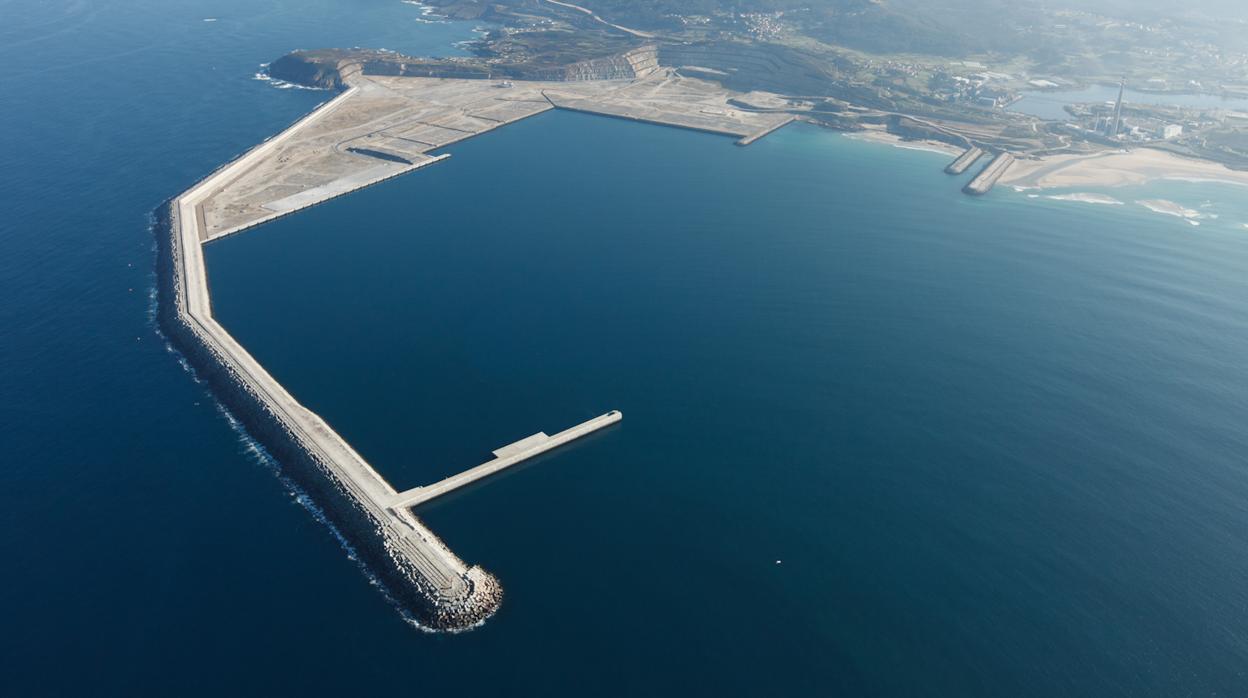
[964,152,1015,195]
[945,146,983,175]
[149,63,801,625]
[155,205,503,630]
[155,88,621,630]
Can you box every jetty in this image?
[737,115,797,146]
[390,411,622,509]
[157,66,791,630]
[944,146,983,175]
[963,152,1015,195]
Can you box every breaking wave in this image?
[1046,193,1125,206]
[148,216,434,632]
[252,64,329,91]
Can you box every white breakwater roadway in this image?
[391,411,623,509]
[156,87,618,630]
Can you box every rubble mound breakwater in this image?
[155,198,503,630]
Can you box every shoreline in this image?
[842,128,965,157]
[999,147,1248,191]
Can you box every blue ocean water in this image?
[5,2,1248,696]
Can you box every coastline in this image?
[843,128,964,157]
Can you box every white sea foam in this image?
[400,0,448,21]
[1046,193,1125,206]
[252,65,329,91]
[148,231,435,630]
[145,284,158,325]
[1137,199,1207,225]
[203,18,217,23]
[207,393,438,632]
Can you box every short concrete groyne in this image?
[945,146,983,175]
[156,88,620,630]
[964,152,1015,195]
[737,115,796,146]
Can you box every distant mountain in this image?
[570,0,1248,56]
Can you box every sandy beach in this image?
[845,128,965,157]
[1000,148,1248,190]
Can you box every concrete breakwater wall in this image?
[963,152,1015,195]
[945,146,984,175]
[154,202,501,629]
[152,85,508,629]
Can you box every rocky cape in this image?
[267,46,660,89]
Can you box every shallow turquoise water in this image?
[6,0,1248,695]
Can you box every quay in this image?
[945,146,983,175]
[963,152,1015,195]
[157,64,792,631]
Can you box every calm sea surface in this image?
[1012,83,1248,120]
[5,1,1248,696]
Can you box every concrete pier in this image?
[390,411,623,509]
[963,152,1015,195]
[945,146,983,175]
[737,115,796,146]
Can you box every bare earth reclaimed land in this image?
[157,51,792,630]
